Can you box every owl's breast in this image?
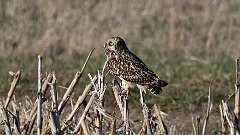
[107,53,123,75]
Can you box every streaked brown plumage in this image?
[104,37,168,95]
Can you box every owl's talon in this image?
[120,89,129,97]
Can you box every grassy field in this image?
[1,0,240,134]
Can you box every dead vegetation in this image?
[0,50,168,135]
[0,49,240,134]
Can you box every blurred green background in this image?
[0,0,240,133]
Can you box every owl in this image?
[104,37,168,95]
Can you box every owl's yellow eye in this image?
[108,41,114,46]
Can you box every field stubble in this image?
[1,0,240,134]
[0,51,240,134]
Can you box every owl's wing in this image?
[108,51,157,85]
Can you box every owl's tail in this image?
[148,79,168,95]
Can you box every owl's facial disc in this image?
[104,37,127,52]
[104,39,115,51]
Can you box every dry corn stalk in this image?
[58,48,94,114]
[0,98,12,135]
[138,120,147,135]
[37,55,43,135]
[220,100,240,134]
[202,88,212,135]
[12,101,21,135]
[73,92,96,134]
[235,58,240,135]
[61,76,97,132]
[22,73,52,135]
[5,70,21,109]
[154,104,168,135]
[139,87,152,135]
[235,58,240,118]
[218,58,240,135]
[112,80,124,118]
[191,88,212,135]
[48,74,61,135]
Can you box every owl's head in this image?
[104,37,128,53]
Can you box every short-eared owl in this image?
[104,37,168,95]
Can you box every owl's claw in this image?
[120,89,129,97]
